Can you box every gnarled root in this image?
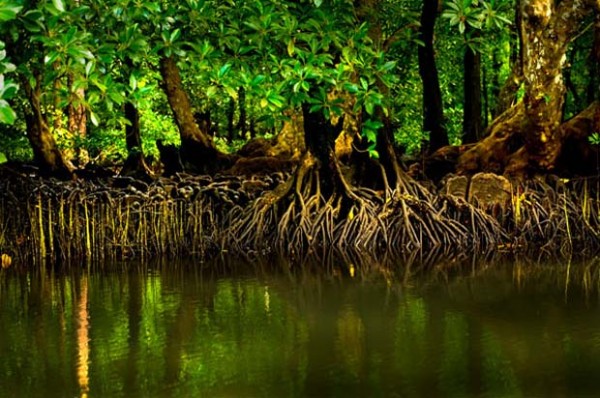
[223,150,508,256]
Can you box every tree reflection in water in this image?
[0,255,600,397]
[76,275,89,398]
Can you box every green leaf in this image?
[380,61,396,72]
[129,74,137,90]
[0,152,7,164]
[218,63,232,78]
[44,51,60,65]
[267,93,285,108]
[224,86,237,99]
[52,0,65,13]
[360,77,368,90]
[343,82,359,94]
[251,75,266,87]
[1,83,18,99]
[314,0,323,7]
[89,111,99,126]
[206,86,217,97]
[365,129,377,143]
[85,61,94,77]
[0,100,16,124]
[309,104,322,113]
[170,29,181,43]
[0,4,22,22]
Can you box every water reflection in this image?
[1,257,600,397]
[77,275,89,397]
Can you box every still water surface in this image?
[1,257,600,397]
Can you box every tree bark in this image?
[159,56,232,174]
[518,0,593,172]
[301,103,344,199]
[120,101,152,178]
[418,0,448,154]
[227,96,236,142]
[23,75,72,179]
[462,31,483,144]
[457,0,598,176]
[237,86,247,139]
[353,0,406,190]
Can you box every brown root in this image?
[222,148,508,257]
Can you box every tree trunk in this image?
[588,14,600,103]
[518,0,590,172]
[23,75,72,179]
[462,31,483,144]
[482,63,489,129]
[301,104,344,199]
[237,87,247,139]
[227,96,236,142]
[418,0,448,154]
[457,0,598,176]
[159,56,232,174]
[120,101,152,178]
[353,0,405,190]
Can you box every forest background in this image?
[0,0,597,179]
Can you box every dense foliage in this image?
[0,0,597,173]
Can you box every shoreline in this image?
[1,165,599,265]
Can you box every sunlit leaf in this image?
[0,100,16,124]
[0,4,21,22]
[89,111,99,126]
[225,86,237,99]
[52,0,65,13]
[129,74,137,90]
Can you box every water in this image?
[1,257,600,397]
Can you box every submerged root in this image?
[510,178,600,254]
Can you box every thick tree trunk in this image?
[418,0,448,154]
[463,32,483,144]
[301,104,344,199]
[23,76,72,179]
[120,101,151,178]
[159,56,232,174]
[518,0,592,172]
[457,0,598,176]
